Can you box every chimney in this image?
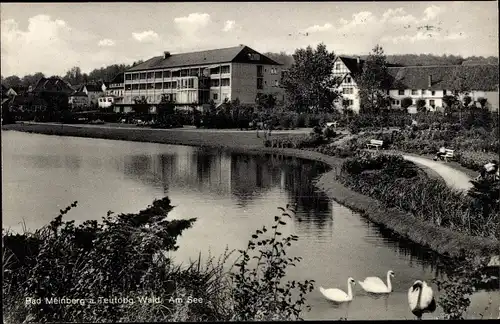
[428,75,432,88]
[163,51,171,59]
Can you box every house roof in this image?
[109,73,124,84]
[32,77,74,94]
[70,91,88,97]
[387,64,499,91]
[337,56,365,76]
[81,84,103,92]
[126,45,282,72]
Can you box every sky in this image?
[1,1,498,77]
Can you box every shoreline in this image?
[2,122,499,258]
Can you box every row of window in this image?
[397,89,447,96]
[392,99,437,106]
[98,98,114,103]
[342,87,354,95]
[125,65,231,81]
[123,78,231,91]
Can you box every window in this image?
[163,82,170,89]
[125,74,132,81]
[180,69,189,77]
[346,77,352,83]
[155,82,162,90]
[132,74,139,80]
[210,67,220,75]
[221,78,230,86]
[163,71,171,78]
[147,72,154,79]
[213,93,218,100]
[188,78,194,89]
[108,98,113,102]
[148,83,154,89]
[412,89,418,95]
[140,73,146,79]
[342,87,354,95]
[443,90,447,95]
[396,100,400,105]
[172,70,180,77]
[431,90,436,96]
[125,84,132,90]
[335,63,341,70]
[171,81,177,89]
[257,78,263,89]
[189,69,199,76]
[139,84,146,90]
[210,79,220,87]
[155,72,162,79]
[274,80,279,87]
[257,65,263,77]
[221,65,230,74]
[398,89,405,95]
[430,99,435,107]
[132,84,139,90]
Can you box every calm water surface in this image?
[2,130,498,320]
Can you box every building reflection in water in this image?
[115,147,452,274]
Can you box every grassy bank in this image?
[3,122,498,258]
[3,198,314,322]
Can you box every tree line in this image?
[1,60,145,90]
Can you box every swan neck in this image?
[387,273,392,291]
[347,281,353,299]
[417,285,423,309]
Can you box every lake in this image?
[2,130,498,320]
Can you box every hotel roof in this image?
[126,45,282,72]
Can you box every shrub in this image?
[323,126,336,139]
[337,153,499,238]
[3,200,316,322]
[230,207,314,321]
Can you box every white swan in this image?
[358,270,394,293]
[319,277,356,303]
[408,280,436,319]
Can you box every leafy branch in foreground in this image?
[229,206,315,321]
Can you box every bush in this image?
[3,199,316,322]
[337,153,500,238]
[323,126,336,139]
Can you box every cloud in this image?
[304,23,333,33]
[382,30,467,44]
[174,12,211,34]
[222,20,235,32]
[381,8,418,25]
[339,11,377,31]
[98,38,115,47]
[132,30,159,42]
[422,5,443,21]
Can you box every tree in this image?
[282,43,339,113]
[2,75,22,89]
[255,93,277,110]
[357,44,390,114]
[133,96,149,114]
[401,97,413,109]
[63,66,84,86]
[450,68,471,124]
[416,99,426,113]
[21,72,45,88]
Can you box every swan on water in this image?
[408,280,436,320]
[319,277,356,303]
[358,270,395,293]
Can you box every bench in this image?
[366,139,384,150]
[441,149,454,162]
